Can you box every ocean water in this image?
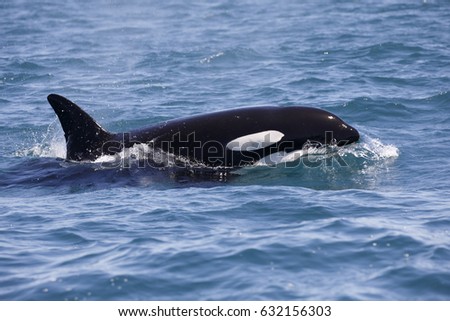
[1,0,450,300]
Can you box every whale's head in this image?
[271,107,360,149]
[326,114,360,146]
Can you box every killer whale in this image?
[47,94,359,167]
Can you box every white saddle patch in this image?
[226,130,285,151]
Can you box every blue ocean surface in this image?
[1,0,450,300]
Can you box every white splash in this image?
[93,143,187,169]
[15,119,66,159]
[341,136,399,160]
[200,52,224,64]
[255,135,399,167]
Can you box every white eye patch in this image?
[226,130,284,151]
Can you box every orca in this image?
[47,94,359,167]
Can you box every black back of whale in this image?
[47,94,359,167]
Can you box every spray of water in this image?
[15,119,66,159]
